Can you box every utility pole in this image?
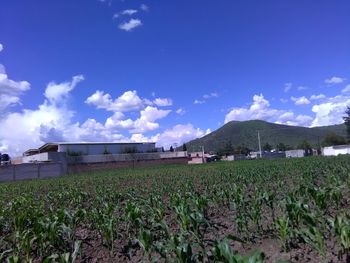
[257,131,262,158]
[201,146,205,163]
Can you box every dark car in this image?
[1,154,11,165]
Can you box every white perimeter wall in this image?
[323,146,350,156]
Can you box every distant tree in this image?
[343,106,350,142]
[298,139,312,150]
[276,142,287,151]
[217,142,234,156]
[169,146,174,152]
[234,145,250,155]
[263,142,272,152]
[182,143,187,151]
[322,132,346,147]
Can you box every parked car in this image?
[1,153,11,165]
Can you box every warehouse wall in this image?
[59,143,156,155]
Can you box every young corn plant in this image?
[275,217,290,252]
[329,214,350,261]
[299,226,326,260]
[212,239,265,263]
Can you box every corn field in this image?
[0,156,350,262]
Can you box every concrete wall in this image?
[323,146,350,156]
[68,157,189,174]
[0,163,65,183]
[59,143,155,155]
[286,150,305,158]
[22,152,67,163]
[160,151,187,158]
[67,152,188,164]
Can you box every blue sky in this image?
[1,0,350,155]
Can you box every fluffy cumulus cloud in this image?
[153,98,173,107]
[311,94,350,127]
[44,75,84,105]
[325,76,346,85]
[0,75,84,155]
[119,19,142,31]
[150,124,207,149]
[104,106,171,133]
[0,43,3,52]
[85,90,143,112]
[224,94,313,127]
[0,64,31,112]
[291,96,310,105]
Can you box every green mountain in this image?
[185,120,347,153]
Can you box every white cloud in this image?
[203,92,218,99]
[291,96,310,105]
[121,9,138,16]
[311,94,350,127]
[176,108,186,115]
[103,106,171,133]
[152,124,206,149]
[131,106,171,133]
[0,43,3,52]
[284,82,292,93]
[310,94,326,100]
[276,113,313,127]
[194,99,205,105]
[297,86,307,91]
[341,84,350,94]
[224,94,313,127]
[0,65,31,112]
[325,76,346,85]
[119,19,142,31]
[113,9,138,19]
[0,75,84,155]
[153,98,173,107]
[44,75,84,105]
[85,90,144,112]
[140,4,149,12]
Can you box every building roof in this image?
[23,149,40,156]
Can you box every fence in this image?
[0,163,66,183]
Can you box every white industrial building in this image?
[22,142,157,163]
[322,145,350,156]
[38,142,156,155]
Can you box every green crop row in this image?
[0,156,349,262]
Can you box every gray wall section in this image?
[0,163,65,183]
